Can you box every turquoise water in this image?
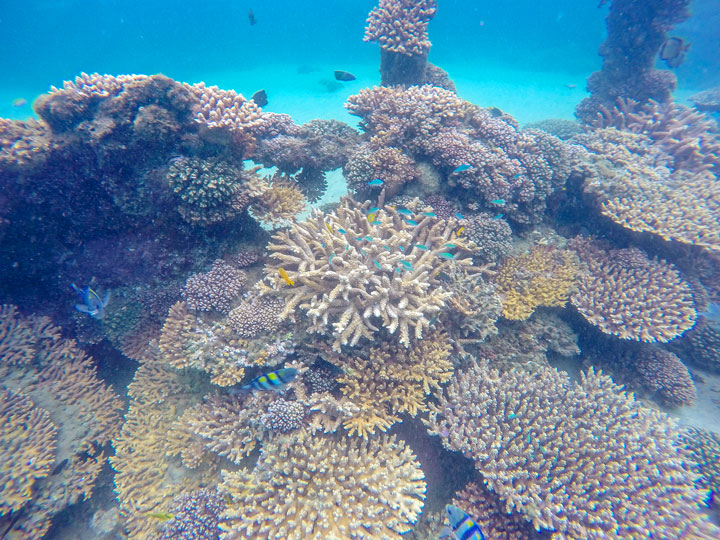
[1,1,720,539]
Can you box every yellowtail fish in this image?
[325,223,333,233]
[278,268,295,286]
[440,505,486,540]
[367,178,384,186]
[455,227,465,237]
[240,368,299,391]
[147,512,174,521]
[71,283,110,319]
[368,213,376,222]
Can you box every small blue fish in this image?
[422,212,437,217]
[455,212,464,219]
[396,268,402,273]
[400,260,413,270]
[71,283,110,319]
[384,246,391,251]
[415,244,429,250]
[364,236,373,241]
[346,244,350,250]
[490,199,505,205]
[372,220,382,225]
[354,237,364,241]
[441,505,486,540]
[367,178,384,186]
[399,246,406,252]
[238,368,298,392]
[329,253,335,263]
[372,259,382,269]
[445,243,456,248]
[453,164,471,173]
[398,208,414,216]
[338,228,346,234]
[322,241,325,248]
[360,249,367,257]
[493,213,504,220]
[368,207,380,213]
[513,173,522,178]
[508,413,517,419]
[405,219,418,226]
[438,252,455,259]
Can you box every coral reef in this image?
[158,488,225,540]
[426,360,720,539]
[183,259,247,313]
[219,432,426,539]
[575,0,691,122]
[524,118,585,140]
[493,245,580,320]
[246,173,307,227]
[260,397,306,433]
[344,144,420,199]
[682,428,720,509]
[632,346,696,407]
[0,305,123,539]
[571,242,696,343]
[260,197,474,349]
[689,86,720,112]
[227,291,285,338]
[683,320,720,372]
[337,330,453,437]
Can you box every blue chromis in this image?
[405,219,418,226]
[490,199,505,205]
[445,243,456,248]
[372,259,382,269]
[438,252,455,259]
[493,213,504,220]
[368,207,380,213]
[239,368,298,392]
[415,244,429,250]
[442,505,486,540]
[398,208,414,216]
[422,211,437,217]
[367,178,384,186]
[338,228,346,234]
[400,260,413,270]
[453,164,471,173]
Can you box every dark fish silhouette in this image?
[334,70,356,82]
[297,65,320,74]
[251,89,268,106]
[319,79,344,92]
[248,9,256,26]
[660,37,690,68]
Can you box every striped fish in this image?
[443,505,485,540]
[241,368,298,391]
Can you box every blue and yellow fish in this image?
[71,283,110,319]
[238,368,298,392]
[441,505,486,540]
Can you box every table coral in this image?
[338,330,453,437]
[219,432,426,539]
[493,245,580,320]
[183,259,247,313]
[425,360,720,539]
[0,390,57,516]
[260,197,474,350]
[571,242,696,343]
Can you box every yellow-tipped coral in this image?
[493,245,580,320]
[261,197,474,350]
[219,432,426,539]
[338,330,453,437]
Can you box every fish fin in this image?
[75,304,92,314]
[438,526,452,540]
[102,290,111,307]
[70,283,81,294]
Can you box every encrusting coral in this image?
[260,197,475,350]
[219,432,426,540]
[571,241,696,343]
[338,329,453,437]
[425,359,720,539]
[493,245,580,320]
[183,259,247,313]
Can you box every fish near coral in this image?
[441,505,486,540]
[71,283,110,319]
[278,267,295,286]
[334,70,356,81]
[239,368,298,392]
[660,37,690,68]
[251,89,268,106]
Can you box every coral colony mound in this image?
[1,1,720,539]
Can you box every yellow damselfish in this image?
[147,512,174,521]
[368,213,376,223]
[456,226,465,237]
[278,267,295,286]
[325,222,333,233]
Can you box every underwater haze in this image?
[1,1,720,539]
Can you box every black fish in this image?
[334,70,356,82]
[319,79,344,93]
[660,37,690,68]
[251,89,268,106]
[248,9,256,26]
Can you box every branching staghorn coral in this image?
[337,330,453,437]
[493,245,580,320]
[260,197,474,350]
[219,432,426,539]
[425,360,720,539]
[0,305,123,539]
[571,242,696,343]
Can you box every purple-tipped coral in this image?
[425,359,720,539]
[260,398,305,433]
[183,260,247,313]
[158,488,225,540]
[633,347,696,407]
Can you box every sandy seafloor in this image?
[3,60,718,439]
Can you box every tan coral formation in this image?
[338,330,453,437]
[493,245,580,320]
[261,197,474,350]
[0,390,57,515]
[364,0,437,56]
[247,174,307,227]
[571,243,696,343]
[425,360,720,539]
[219,432,426,539]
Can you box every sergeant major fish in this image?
[233,368,299,393]
[440,505,486,540]
[71,283,110,319]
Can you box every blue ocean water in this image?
[1,1,720,539]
